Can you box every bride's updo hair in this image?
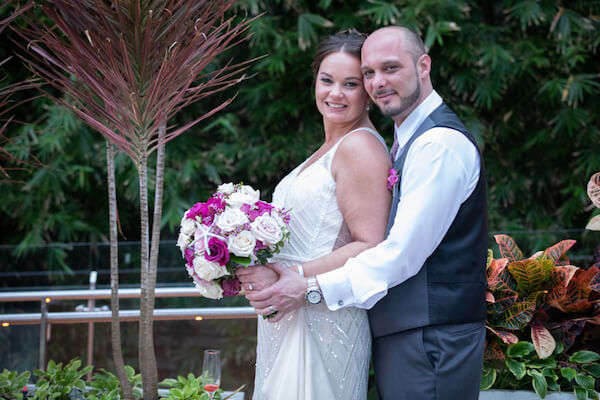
[311,29,367,78]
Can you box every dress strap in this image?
[325,126,387,171]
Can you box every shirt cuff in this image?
[317,268,355,311]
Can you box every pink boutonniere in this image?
[387,168,399,191]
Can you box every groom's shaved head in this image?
[367,26,426,63]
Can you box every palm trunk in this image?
[106,141,134,400]
[138,152,158,400]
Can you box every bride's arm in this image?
[301,130,392,277]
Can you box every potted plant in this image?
[480,233,600,399]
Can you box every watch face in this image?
[307,290,322,304]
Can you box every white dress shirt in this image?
[317,91,481,310]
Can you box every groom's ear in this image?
[416,54,432,79]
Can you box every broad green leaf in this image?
[561,367,577,381]
[571,351,600,364]
[575,374,595,390]
[575,386,587,400]
[530,370,547,398]
[587,389,599,400]
[582,364,600,378]
[229,255,251,266]
[507,341,536,358]
[505,359,526,379]
[480,368,496,390]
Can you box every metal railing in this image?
[0,272,256,378]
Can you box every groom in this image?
[245,26,488,400]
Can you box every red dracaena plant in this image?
[11,1,255,398]
[486,234,600,361]
[0,0,39,182]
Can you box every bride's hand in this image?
[236,264,279,293]
[246,263,307,322]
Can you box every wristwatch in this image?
[305,276,322,304]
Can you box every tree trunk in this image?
[138,153,158,399]
[148,124,165,333]
[106,141,134,400]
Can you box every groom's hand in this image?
[246,262,307,323]
[236,265,278,292]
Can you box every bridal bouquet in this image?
[177,183,291,299]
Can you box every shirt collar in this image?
[393,90,443,159]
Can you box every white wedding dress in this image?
[253,127,386,400]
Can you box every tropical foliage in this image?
[1,0,599,256]
[484,234,600,397]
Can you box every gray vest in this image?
[368,103,488,338]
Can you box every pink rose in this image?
[387,168,399,191]
[205,237,229,266]
[221,278,241,296]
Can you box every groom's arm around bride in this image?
[245,26,488,400]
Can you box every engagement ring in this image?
[267,305,278,318]
[248,283,253,291]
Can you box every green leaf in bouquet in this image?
[230,255,251,266]
[587,389,599,400]
[570,351,600,364]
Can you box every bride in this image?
[237,29,391,400]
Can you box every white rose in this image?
[215,208,248,232]
[228,230,256,257]
[180,218,197,236]
[193,256,229,281]
[251,214,283,245]
[227,186,260,209]
[176,232,191,256]
[217,182,236,195]
[193,278,224,299]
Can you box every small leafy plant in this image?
[159,373,222,400]
[0,369,30,400]
[32,359,91,400]
[87,366,142,400]
[483,234,600,398]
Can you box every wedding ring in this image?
[248,283,253,291]
[267,305,277,318]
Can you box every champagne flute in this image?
[202,349,221,399]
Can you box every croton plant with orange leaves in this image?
[485,234,600,359]
[482,233,600,397]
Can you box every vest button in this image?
[338,300,344,306]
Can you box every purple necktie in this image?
[390,136,399,162]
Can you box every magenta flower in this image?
[221,278,241,296]
[387,168,399,191]
[255,201,274,215]
[184,247,195,266]
[186,202,204,219]
[205,237,229,266]
[207,196,226,212]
